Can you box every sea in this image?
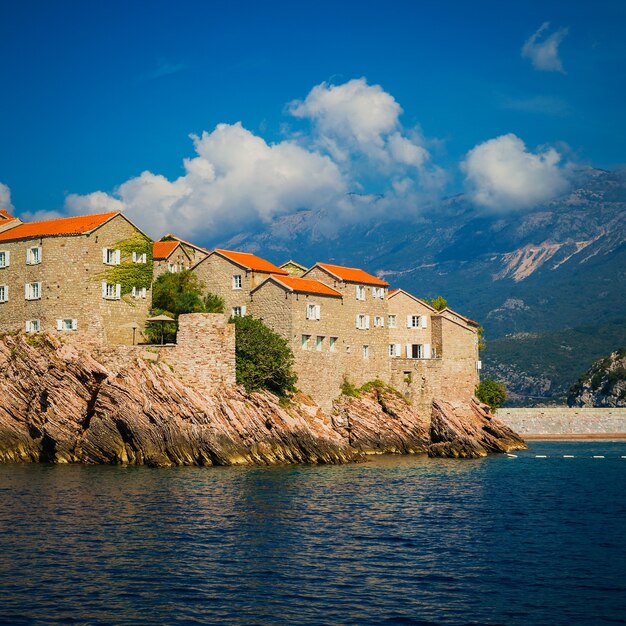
[1,440,625,626]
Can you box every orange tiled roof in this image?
[0,209,16,222]
[153,240,180,259]
[215,249,288,275]
[271,275,343,298]
[388,288,400,296]
[316,262,389,287]
[0,211,120,242]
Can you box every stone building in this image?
[152,240,193,279]
[387,288,437,359]
[191,248,288,317]
[280,260,308,277]
[0,210,152,345]
[161,234,209,266]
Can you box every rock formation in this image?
[0,333,527,466]
[568,349,626,408]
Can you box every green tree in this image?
[477,325,486,352]
[152,270,206,316]
[233,316,297,397]
[475,378,507,410]
[204,292,225,313]
[428,295,448,311]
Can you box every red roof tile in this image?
[215,249,288,274]
[0,211,120,242]
[152,240,180,259]
[315,262,389,287]
[0,209,16,222]
[270,275,343,297]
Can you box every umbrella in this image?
[146,314,176,345]
[121,321,140,345]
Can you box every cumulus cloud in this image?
[67,122,347,239]
[461,133,571,210]
[0,182,14,211]
[522,22,569,73]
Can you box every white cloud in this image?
[0,182,14,211]
[522,22,569,73]
[67,122,347,240]
[461,133,571,210]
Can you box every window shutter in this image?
[115,283,121,299]
[25,284,29,299]
[5,251,10,266]
[25,249,30,264]
[407,315,412,328]
[101,281,107,298]
[115,250,121,265]
[406,344,412,358]
[421,316,428,328]
[141,287,147,299]
[365,315,370,329]
[131,287,137,298]
[57,319,63,331]
[241,305,247,316]
[37,246,42,260]
[315,305,321,320]
[102,248,108,263]
[424,343,431,358]
[356,314,360,328]
[396,343,401,357]
[3,285,7,301]
[36,282,41,296]
[132,251,137,262]
[25,321,29,332]
[72,319,78,330]
[142,253,147,263]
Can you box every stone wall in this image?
[496,407,626,436]
[153,247,191,280]
[388,291,434,357]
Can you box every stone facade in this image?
[0,213,151,345]
[152,242,192,280]
[387,290,436,359]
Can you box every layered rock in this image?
[568,349,626,408]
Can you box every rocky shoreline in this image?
[0,333,527,466]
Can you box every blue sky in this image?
[0,0,624,239]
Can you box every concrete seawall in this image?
[496,407,626,438]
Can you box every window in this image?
[0,251,9,268]
[372,287,385,299]
[26,246,41,265]
[232,274,242,289]
[102,282,121,300]
[25,319,40,333]
[406,344,431,359]
[329,337,337,352]
[301,334,311,350]
[356,314,370,330]
[25,282,41,300]
[0,285,7,303]
[374,316,384,328]
[388,315,397,328]
[408,315,421,328]
[231,305,246,317]
[362,345,369,359]
[389,344,401,357]
[131,287,147,299]
[356,285,365,300]
[56,319,77,331]
[132,252,147,263]
[316,336,324,351]
[102,248,120,266]
[306,303,321,320]
[168,263,178,273]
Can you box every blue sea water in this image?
[0,441,625,626]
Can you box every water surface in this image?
[1,441,625,625]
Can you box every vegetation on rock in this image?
[233,316,297,397]
[475,378,507,410]
[428,295,448,311]
[567,348,626,407]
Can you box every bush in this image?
[428,295,448,311]
[152,270,206,316]
[233,316,297,397]
[476,378,507,409]
[340,377,361,398]
[204,292,225,313]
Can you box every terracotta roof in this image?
[0,211,120,242]
[315,262,389,287]
[269,275,343,298]
[388,288,400,296]
[153,240,180,259]
[215,249,288,275]
[163,234,210,254]
[0,209,16,222]
[440,308,480,327]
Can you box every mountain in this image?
[567,348,626,408]
[215,168,626,403]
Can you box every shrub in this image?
[340,377,361,398]
[428,295,448,311]
[233,316,297,397]
[204,292,225,313]
[152,270,206,316]
[475,378,507,410]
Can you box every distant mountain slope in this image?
[567,348,626,408]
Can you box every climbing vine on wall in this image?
[97,233,154,298]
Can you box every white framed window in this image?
[408,315,421,328]
[131,286,147,299]
[25,319,40,333]
[26,246,42,265]
[306,303,321,320]
[476,360,482,371]
[132,251,147,263]
[388,315,397,328]
[374,316,384,328]
[231,305,246,317]
[56,319,77,331]
[0,284,8,303]
[362,345,369,359]
[232,274,242,289]
[372,287,385,299]
[301,334,311,350]
[389,343,402,357]
[329,337,337,352]
[0,250,9,268]
[102,247,120,266]
[167,263,179,273]
[102,282,121,300]
[316,336,324,351]
[356,314,370,330]
[25,282,41,300]
[356,285,365,300]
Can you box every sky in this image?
[0,0,624,241]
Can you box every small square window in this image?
[374,316,384,328]
[388,315,396,328]
[411,315,420,328]
[316,336,324,351]
[232,306,242,317]
[27,247,41,265]
[0,285,7,302]
[356,285,365,300]
[329,337,337,352]
[26,319,40,333]
[26,282,41,300]
[232,275,242,289]
[362,345,369,359]
[0,251,7,268]
[301,334,311,350]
